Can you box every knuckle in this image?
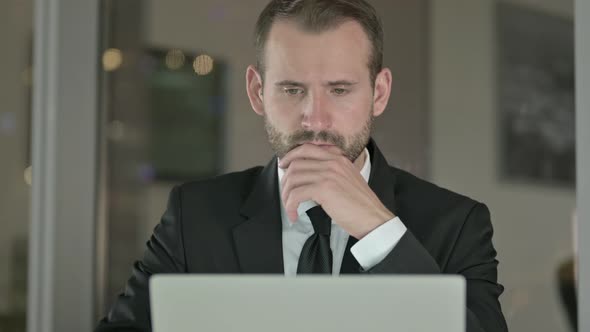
[290,159,301,170]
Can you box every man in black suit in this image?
[96,0,508,331]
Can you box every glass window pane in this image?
[97,1,576,331]
[0,0,34,331]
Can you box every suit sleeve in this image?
[364,203,508,332]
[95,185,186,332]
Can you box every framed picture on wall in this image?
[142,48,226,181]
[496,2,575,187]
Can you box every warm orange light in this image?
[193,54,214,75]
[103,48,123,71]
[165,49,186,70]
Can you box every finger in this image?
[284,185,320,222]
[279,144,342,168]
[281,170,327,204]
[280,159,328,187]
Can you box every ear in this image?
[246,65,265,116]
[372,68,392,117]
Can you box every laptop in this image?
[150,275,465,332]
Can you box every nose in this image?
[301,93,332,131]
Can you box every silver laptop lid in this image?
[150,275,465,332]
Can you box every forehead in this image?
[263,20,372,82]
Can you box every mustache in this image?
[287,130,345,148]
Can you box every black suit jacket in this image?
[96,139,508,332]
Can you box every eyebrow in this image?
[274,80,359,88]
[275,80,306,88]
[326,80,358,87]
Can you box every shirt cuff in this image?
[350,217,407,271]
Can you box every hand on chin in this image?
[279,143,394,239]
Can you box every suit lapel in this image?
[233,157,284,273]
[367,138,398,217]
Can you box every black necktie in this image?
[297,206,333,274]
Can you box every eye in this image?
[332,88,348,96]
[284,87,304,96]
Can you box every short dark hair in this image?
[254,0,384,86]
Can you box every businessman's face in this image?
[246,20,392,162]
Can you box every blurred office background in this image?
[0,0,582,331]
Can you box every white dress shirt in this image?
[277,148,407,276]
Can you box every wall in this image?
[430,1,575,331]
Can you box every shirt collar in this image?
[277,148,371,224]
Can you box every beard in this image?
[264,109,374,162]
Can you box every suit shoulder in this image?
[392,166,480,210]
[176,166,264,202]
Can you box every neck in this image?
[353,149,366,171]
